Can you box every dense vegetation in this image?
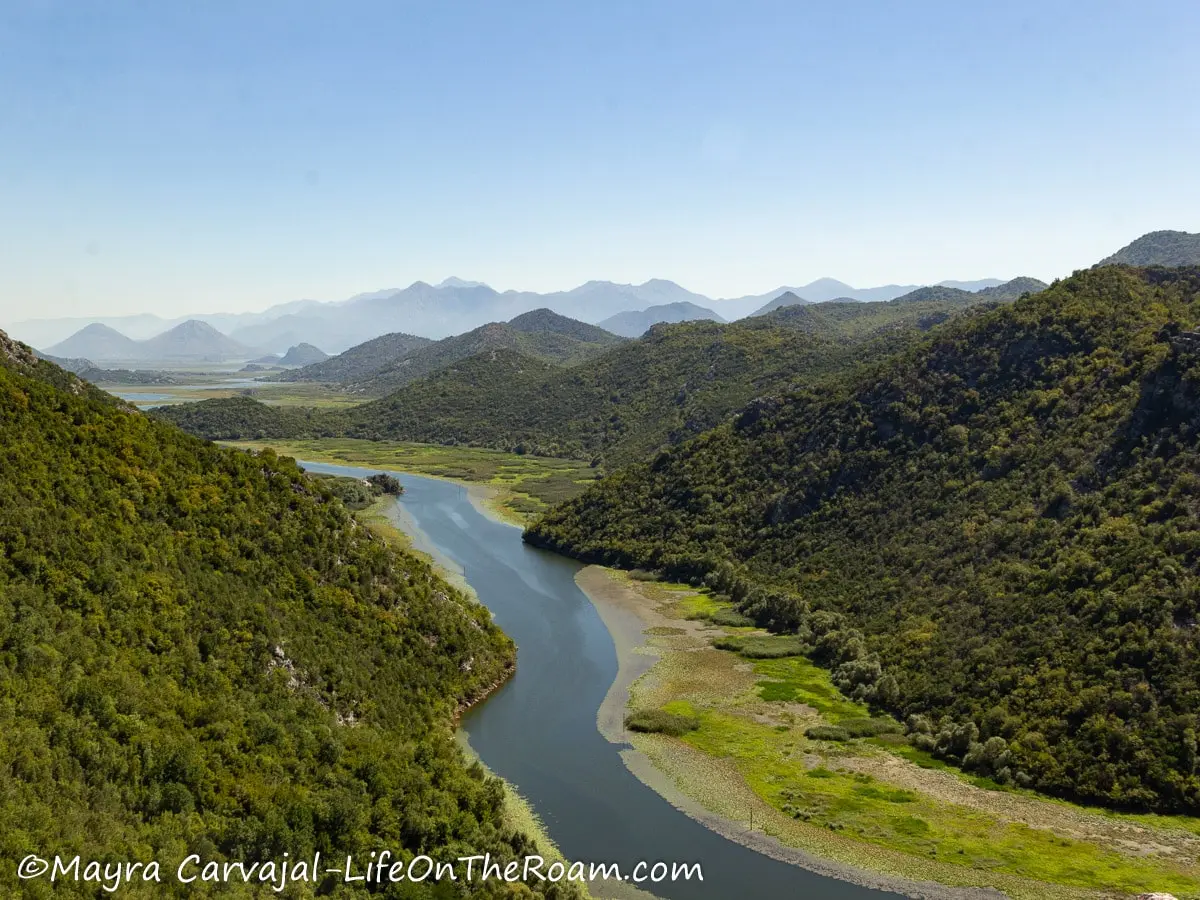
[341,322,870,465]
[307,472,402,510]
[0,330,573,897]
[758,288,1011,338]
[527,266,1200,814]
[154,395,325,441]
[1097,230,1200,267]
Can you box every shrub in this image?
[712,634,808,658]
[805,726,851,741]
[367,472,403,495]
[840,717,904,738]
[628,569,661,582]
[710,608,756,627]
[625,709,701,737]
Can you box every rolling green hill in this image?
[266,330,433,384]
[526,266,1200,814]
[341,322,865,464]
[756,278,1045,337]
[0,328,567,897]
[1097,230,1200,267]
[344,309,625,397]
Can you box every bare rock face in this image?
[1135,893,1181,899]
[0,327,39,370]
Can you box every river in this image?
[299,461,899,900]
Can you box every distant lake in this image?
[111,391,174,402]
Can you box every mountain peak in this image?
[749,290,810,317]
[170,319,223,335]
[279,342,329,366]
[437,277,489,289]
[802,277,854,291]
[77,322,127,336]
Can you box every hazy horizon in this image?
[7,273,1018,327]
[2,0,1198,320]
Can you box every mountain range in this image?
[155,281,1019,463]
[10,275,1016,356]
[336,309,625,396]
[47,320,255,363]
[20,229,1194,366]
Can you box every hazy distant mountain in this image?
[278,343,329,366]
[345,310,624,396]
[47,320,253,363]
[252,278,713,350]
[937,278,1005,291]
[47,323,142,360]
[717,279,920,319]
[7,301,335,350]
[19,273,1022,359]
[139,320,253,361]
[11,314,170,348]
[598,301,724,337]
[748,291,810,317]
[798,278,919,303]
[229,314,349,355]
[268,332,433,384]
[1096,230,1200,267]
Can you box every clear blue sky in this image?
[2,0,1197,319]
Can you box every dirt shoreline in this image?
[574,566,1012,900]
[464,482,522,527]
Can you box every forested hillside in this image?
[343,323,867,463]
[0,329,570,897]
[343,310,625,397]
[1097,230,1200,267]
[266,330,432,383]
[527,266,1200,814]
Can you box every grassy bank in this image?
[606,574,1200,900]
[224,437,598,524]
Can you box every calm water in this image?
[299,461,898,900]
[112,390,174,402]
